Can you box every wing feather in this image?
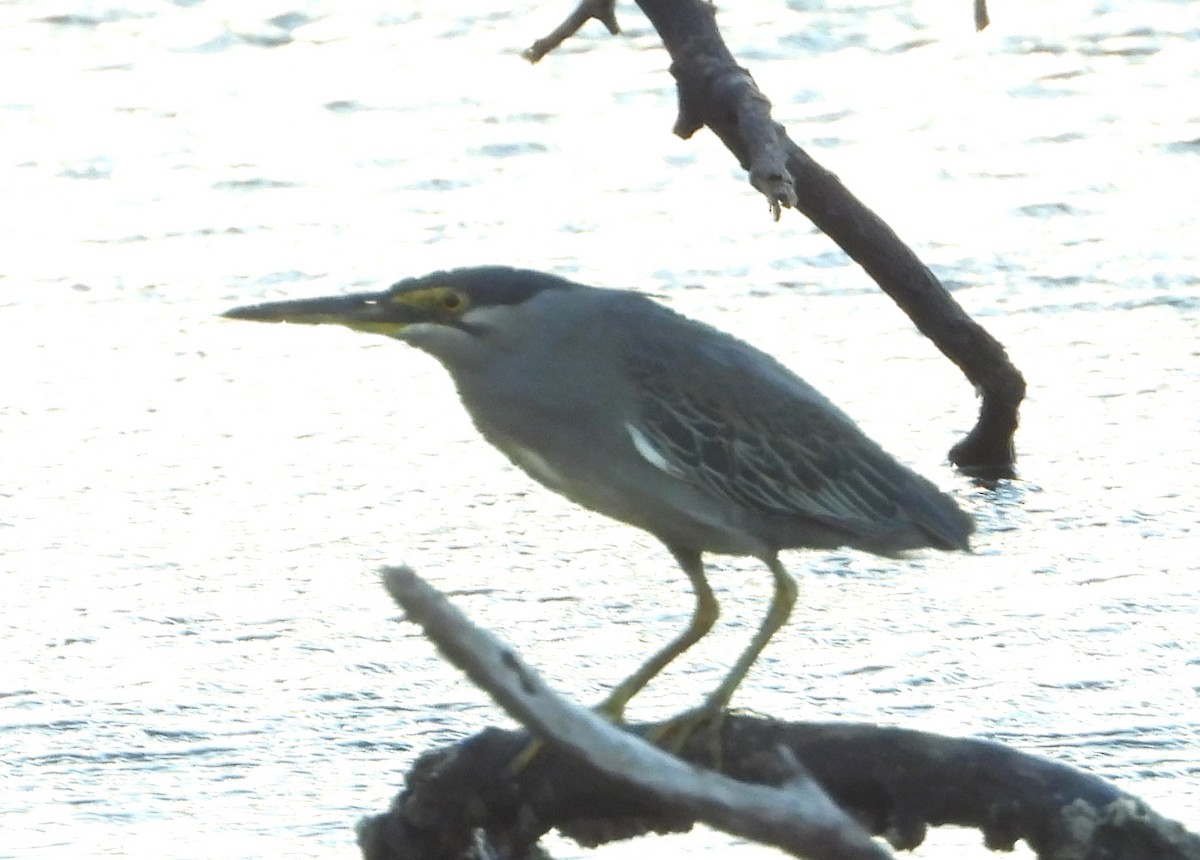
[618,299,971,551]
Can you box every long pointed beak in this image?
[222,292,418,337]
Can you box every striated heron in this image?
[223,266,973,726]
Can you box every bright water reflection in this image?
[1,1,1197,857]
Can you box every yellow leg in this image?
[704,555,797,712]
[599,546,718,721]
[649,554,797,763]
[506,547,717,775]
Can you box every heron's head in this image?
[222,266,576,365]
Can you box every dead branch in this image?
[524,0,1024,478]
[368,566,890,860]
[358,567,1200,860]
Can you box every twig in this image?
[676,58,797,220]
[974,0,990,31]
[524,0,620,63]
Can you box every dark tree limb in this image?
[526,0,1025,479]
[358,568,1200,860]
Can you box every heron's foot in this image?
[504,736,545,776]
[647,704,727,768]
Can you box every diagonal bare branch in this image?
[378,565,893,860]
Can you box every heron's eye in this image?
[439,290,464,311]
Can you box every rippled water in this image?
[2,1,1197,857]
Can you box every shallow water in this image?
[2,1,1198,857]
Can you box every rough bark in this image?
[357,568,1200,860]
[359,717,1200,860]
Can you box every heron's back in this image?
[444,282,973,559]
[609,291,974,557]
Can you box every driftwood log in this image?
[357,568,1200,860]
[525,0,1024,479]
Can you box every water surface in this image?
[2,1,1197,857]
